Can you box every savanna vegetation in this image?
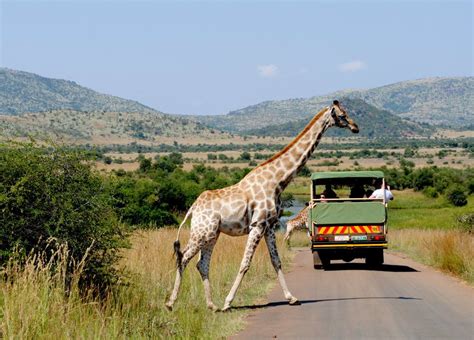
[1,141,473,339]
[0,142,287,338]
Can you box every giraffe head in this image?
[330,100,359,133]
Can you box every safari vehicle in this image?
[308,171,389,269]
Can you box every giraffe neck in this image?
[245,107,332,193]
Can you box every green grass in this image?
[389,190,474,230]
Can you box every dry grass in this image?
[0,228,292,339]
[390,229,474,284]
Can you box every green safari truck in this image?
[308,171,389,269]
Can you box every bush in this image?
[445,185,468,207]
[0,143,128,291]
[297,165,312,177]
[422,186,439,198]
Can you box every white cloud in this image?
[338,60,367,73]
[257,64,278,78]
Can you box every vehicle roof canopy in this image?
[311,171,385,185]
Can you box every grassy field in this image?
[0,229,292,339]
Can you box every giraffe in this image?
[165,100,359,312]
[284,206,310,244]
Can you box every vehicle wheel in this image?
[366,249,384,266]
[313,251,323,269]
[321,255,331,268]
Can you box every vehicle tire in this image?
[313,251,323,269]
[317,251,330,268]
[321,255,331,268]
[366,249,384,267]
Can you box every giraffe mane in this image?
[257,106,329,167]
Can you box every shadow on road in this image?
[231,296,421,311]
[324,263,419,272]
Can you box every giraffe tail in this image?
[173,204,194,270]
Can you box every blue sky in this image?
[1,0,472,115]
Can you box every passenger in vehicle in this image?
[370,182,394,201]
[349,184,365,198]
[322,184,338,199]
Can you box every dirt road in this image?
[232,250,473,339]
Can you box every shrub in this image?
[422,186,439,198]
[0,143,128,290]
[297,165,312,177]
[445,185,468,207]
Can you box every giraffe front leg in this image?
[222,227,264,311]
[265,228,299,305]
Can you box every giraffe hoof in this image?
[289,297,300,305]
[165,302,173,311]
[207,303,219,312]
[221,304,232,312]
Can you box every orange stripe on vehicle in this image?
[354,226,363,233]
[336,226,344,234]
[327,227,335,234]
[318,227,327,234]
[363,226,371,233]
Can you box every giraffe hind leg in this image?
[196,232,220,311]
[165,242,200,310]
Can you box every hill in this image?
[351,77,473,126]
[0,109,227,144]
[188,77,473,132]
[245,98,431,138]
[0,68,231,143]
[0,68,156,115]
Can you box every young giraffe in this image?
[284,206,310,244]
[166,100,359,312]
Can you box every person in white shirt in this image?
[369,182,394,201]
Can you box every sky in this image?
[1,0,472,115]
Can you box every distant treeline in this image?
[70,137,474,157]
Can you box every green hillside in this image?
[350,77,473,127]
[245,98,431,138]
[0,68,229,142]
[188,77,473,132]
[0,68,156,115]
[0,109,224,143]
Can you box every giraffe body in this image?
[166,101,359,311]
[284,206,310,243]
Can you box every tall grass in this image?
[1,229,292,339]
[390,229,474,284]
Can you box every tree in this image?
[445,185,468,207]
[0,143,127,290]
[239,152,251,161]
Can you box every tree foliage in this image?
[0,143,128,290]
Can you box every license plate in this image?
[352,235,367,241]
[335,235,350,241]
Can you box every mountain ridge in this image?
[0,68,157,115]
[188,76,473,132]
